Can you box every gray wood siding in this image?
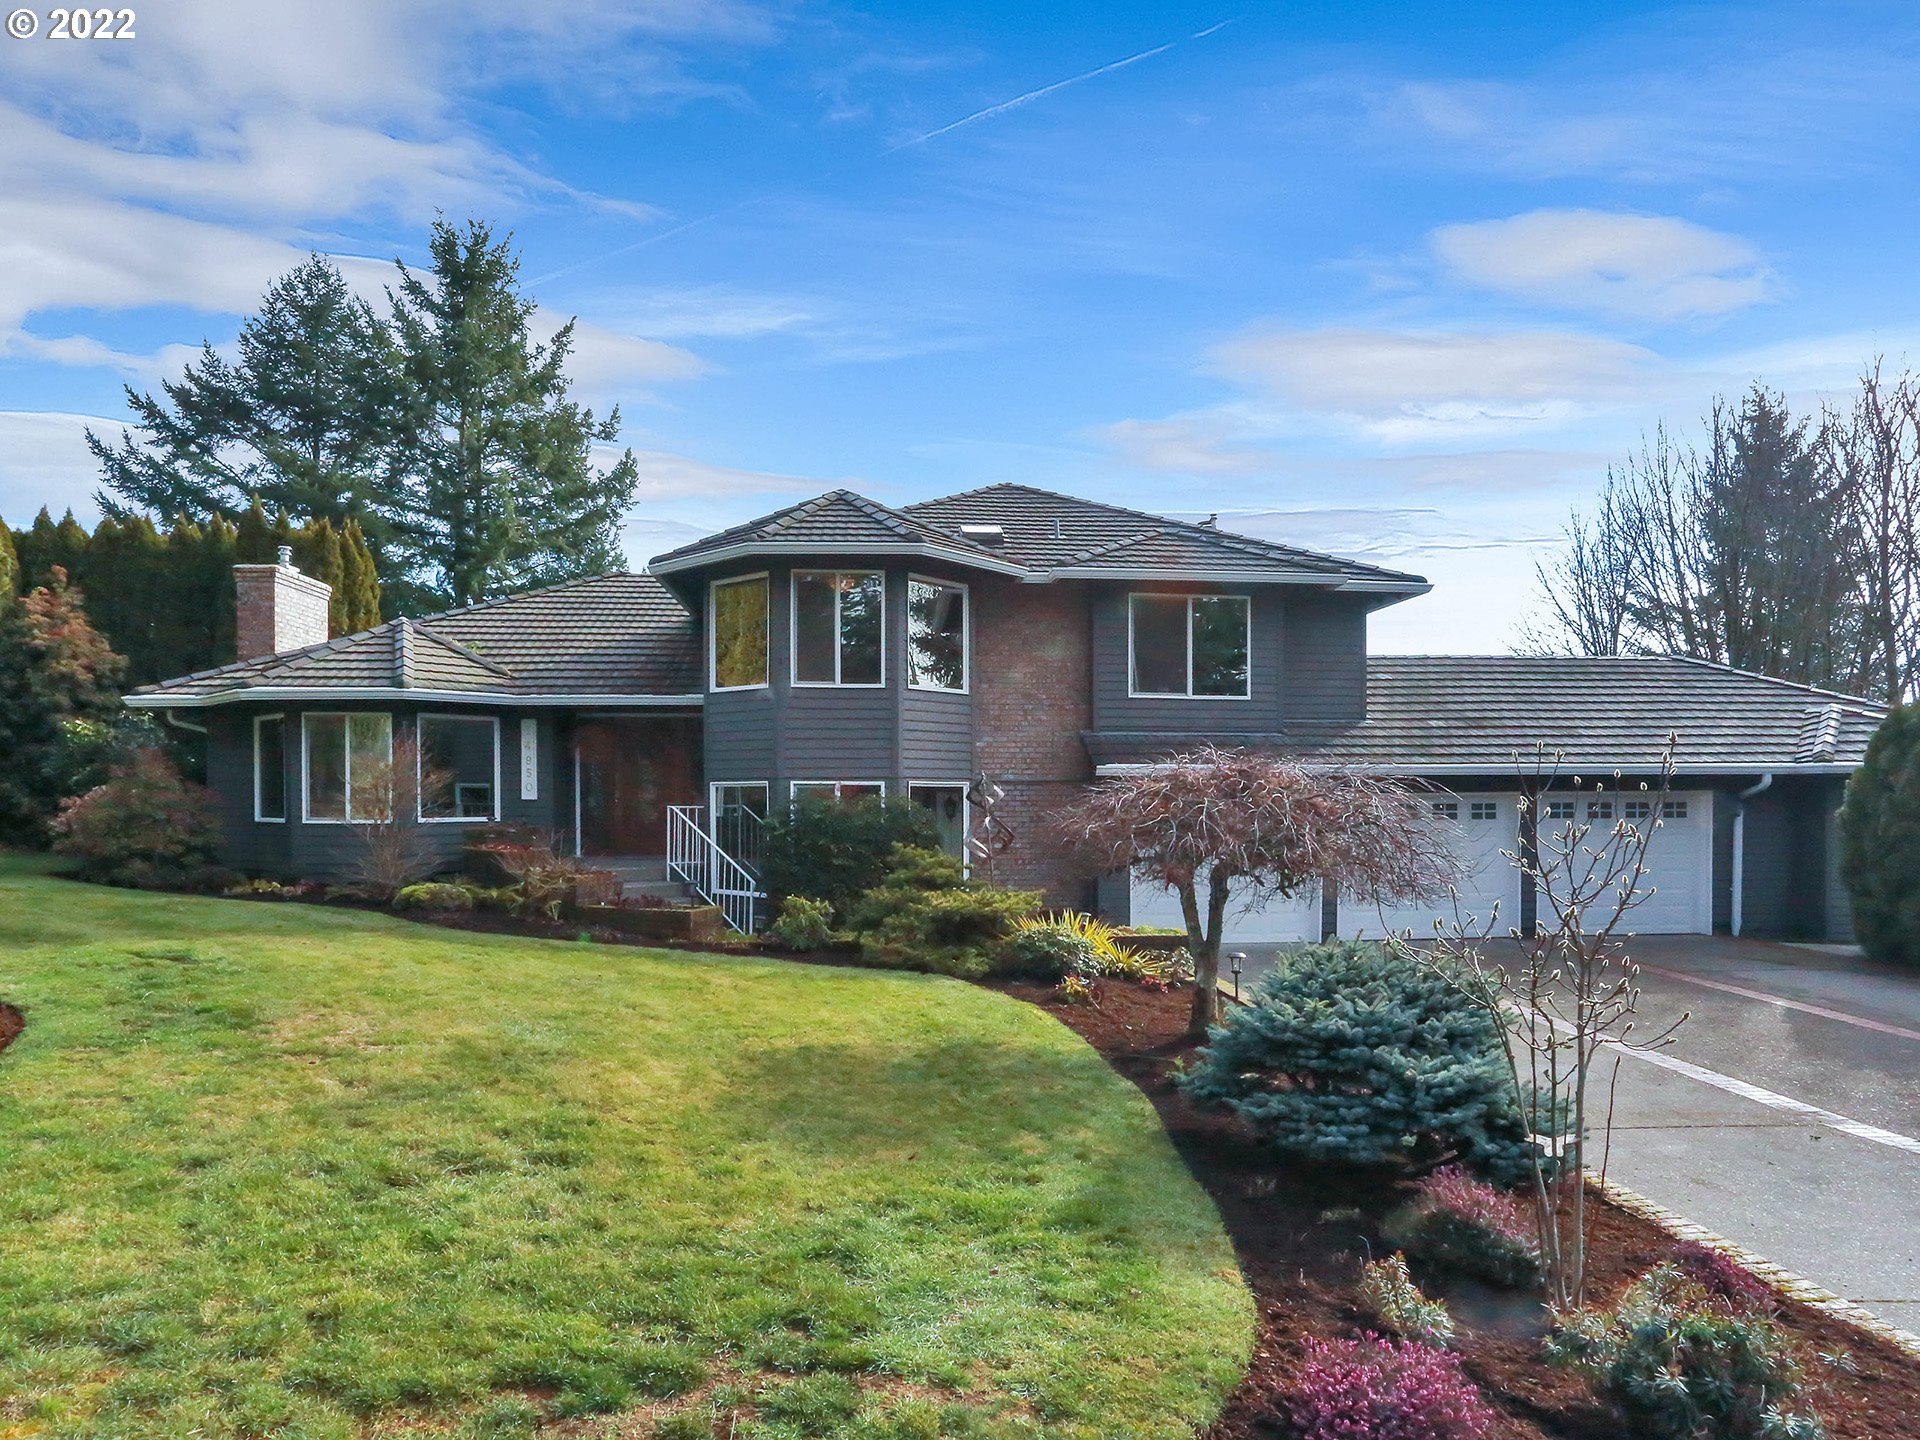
[207,707,290,875]
[1088,583,1285,732]
[900,687,973,781]
[1280,594,1368,724]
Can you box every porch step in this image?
[621,879,698,905]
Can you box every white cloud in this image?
[626,450,818,502]
[0,412,115,524]
[587,286,819,340]
[1431,210,1777,323]
[1210,326,1663,442]
[544,316,706,402]
[1100,416,1271,475]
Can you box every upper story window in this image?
[793,571,883,686]
[711,574,770,690]
[907,577,968,691]
[1128,593,1251,699]
[303,712,393,823]
[417,714,499,821]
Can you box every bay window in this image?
[711,574,770,690]
[417,714,499,821]
[1128,593,1251,698]
[303,713,393,822]
[907,578,968,691]
[792,571,883,685]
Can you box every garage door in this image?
[1129,868,1321,943]
[1348,792,1523,940]
[1543,791,1713,935]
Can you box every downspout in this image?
[164,710,208,736]
[1730,772,1774,937]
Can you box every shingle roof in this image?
[131,573,700,700]
[650,489,1008,570]
[902,483,1425,586]
[1081,655,1889,773]
[646,482,1425,590]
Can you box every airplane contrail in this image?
[531,18,1236,284]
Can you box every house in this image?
[126,485,1887,942]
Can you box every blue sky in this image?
[4,0,1919,650]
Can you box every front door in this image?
[575,718,702,855]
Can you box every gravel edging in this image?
[1591,1173,1920,1360]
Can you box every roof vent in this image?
[958,523,1006,547]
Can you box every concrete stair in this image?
[593,856,698,906]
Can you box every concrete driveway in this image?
[1228,934,1920,1334]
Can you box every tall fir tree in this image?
[0,515,16,607]
[388,219,639,607]
[339,520,382,631]
[89,255,400,574]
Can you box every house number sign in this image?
[519,719,539,801]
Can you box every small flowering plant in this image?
[1384,1166,1540,1289]
[1287,1334,1498,1440]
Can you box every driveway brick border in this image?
[1591,1173,1920,1360]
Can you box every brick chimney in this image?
[234,545,331,659]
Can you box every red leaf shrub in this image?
[1671,1240,1776,1311]
[1287,1335,1498,1440]
[53,748,220,887]
[1385,1166,1541,1289]
[1416,1166,1534,1250]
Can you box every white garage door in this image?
[1543,791,1713,935]
[1128,868,1321,943]
[1349,792,1523,940]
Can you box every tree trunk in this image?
[1178,880,1216,1036]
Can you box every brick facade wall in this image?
[234,562,331,659]
[970,578,1095,905]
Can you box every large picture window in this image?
[1128,593,1251,698]
[792,571,884,686]
[907,578,968,691]
[711,574,770,690]
[418,715,499,821]
[254,714,287,822]
[303,713,393,822]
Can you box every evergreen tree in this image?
[0,568,128,843]
[0,516,16,606]
[1839,709,1920,968]
[387,218,638,607]
[339,520,383,631]
[89,256,399,571]
[15,508,91,590]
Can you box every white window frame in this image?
[1126,591,1253,700]
[253,712,288,824]
[416,712,502,824]
[789,780,888,803]
[905,574,970,694]
[908,780,972,876]
[300,711,394,825]
[710,779,771,817]
[790,569,887,688]
[709,572,771,692]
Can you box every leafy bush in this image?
[759,796,941,919]
[1180,940,1544,1185]
[1358,1254,1456,1349]
[486,838,596,919]
[1385,1166,1540,1289]
[1838,707,1920,968]
[1546,1266,1823,1440]
[52,748,220,888]
[847,846,1042,979]
[393,882,476,912]
[767,895,836,951]
[1002,919,1104,980]
[1286,1335,1497,1440]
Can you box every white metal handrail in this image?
[666,804,764,934]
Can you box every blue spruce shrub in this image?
[1180,940,1544,1185]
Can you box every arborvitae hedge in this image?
[5,505,381,684]
[1839,707,1920,967]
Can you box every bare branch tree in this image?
[349,731,447,900]
[1827,359,1920,704]
[1052,746,1461,1035]
[1418,738,1689,1309]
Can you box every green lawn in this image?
[0,856,1251,1440]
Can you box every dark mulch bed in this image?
[0,1002,22,1056]
[996,978,1920,1440]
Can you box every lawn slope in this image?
[0,857,1250,1439]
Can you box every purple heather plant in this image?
[1287,1334,1498,1440]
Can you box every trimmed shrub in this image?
[52,748,220,888]
[1385,1166,1540,1289]
[1287,1335,1497,1440]
[1838,707,1920,968]
[847,846,1042,979]
[1358,1254,1455,1348]
[1001,920,1104,980]
[1545,1265,1823,1439]
[393,882,476,912]
[766,895,835,952]
[1180,940,1543,1185]
[760,796,941,919]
